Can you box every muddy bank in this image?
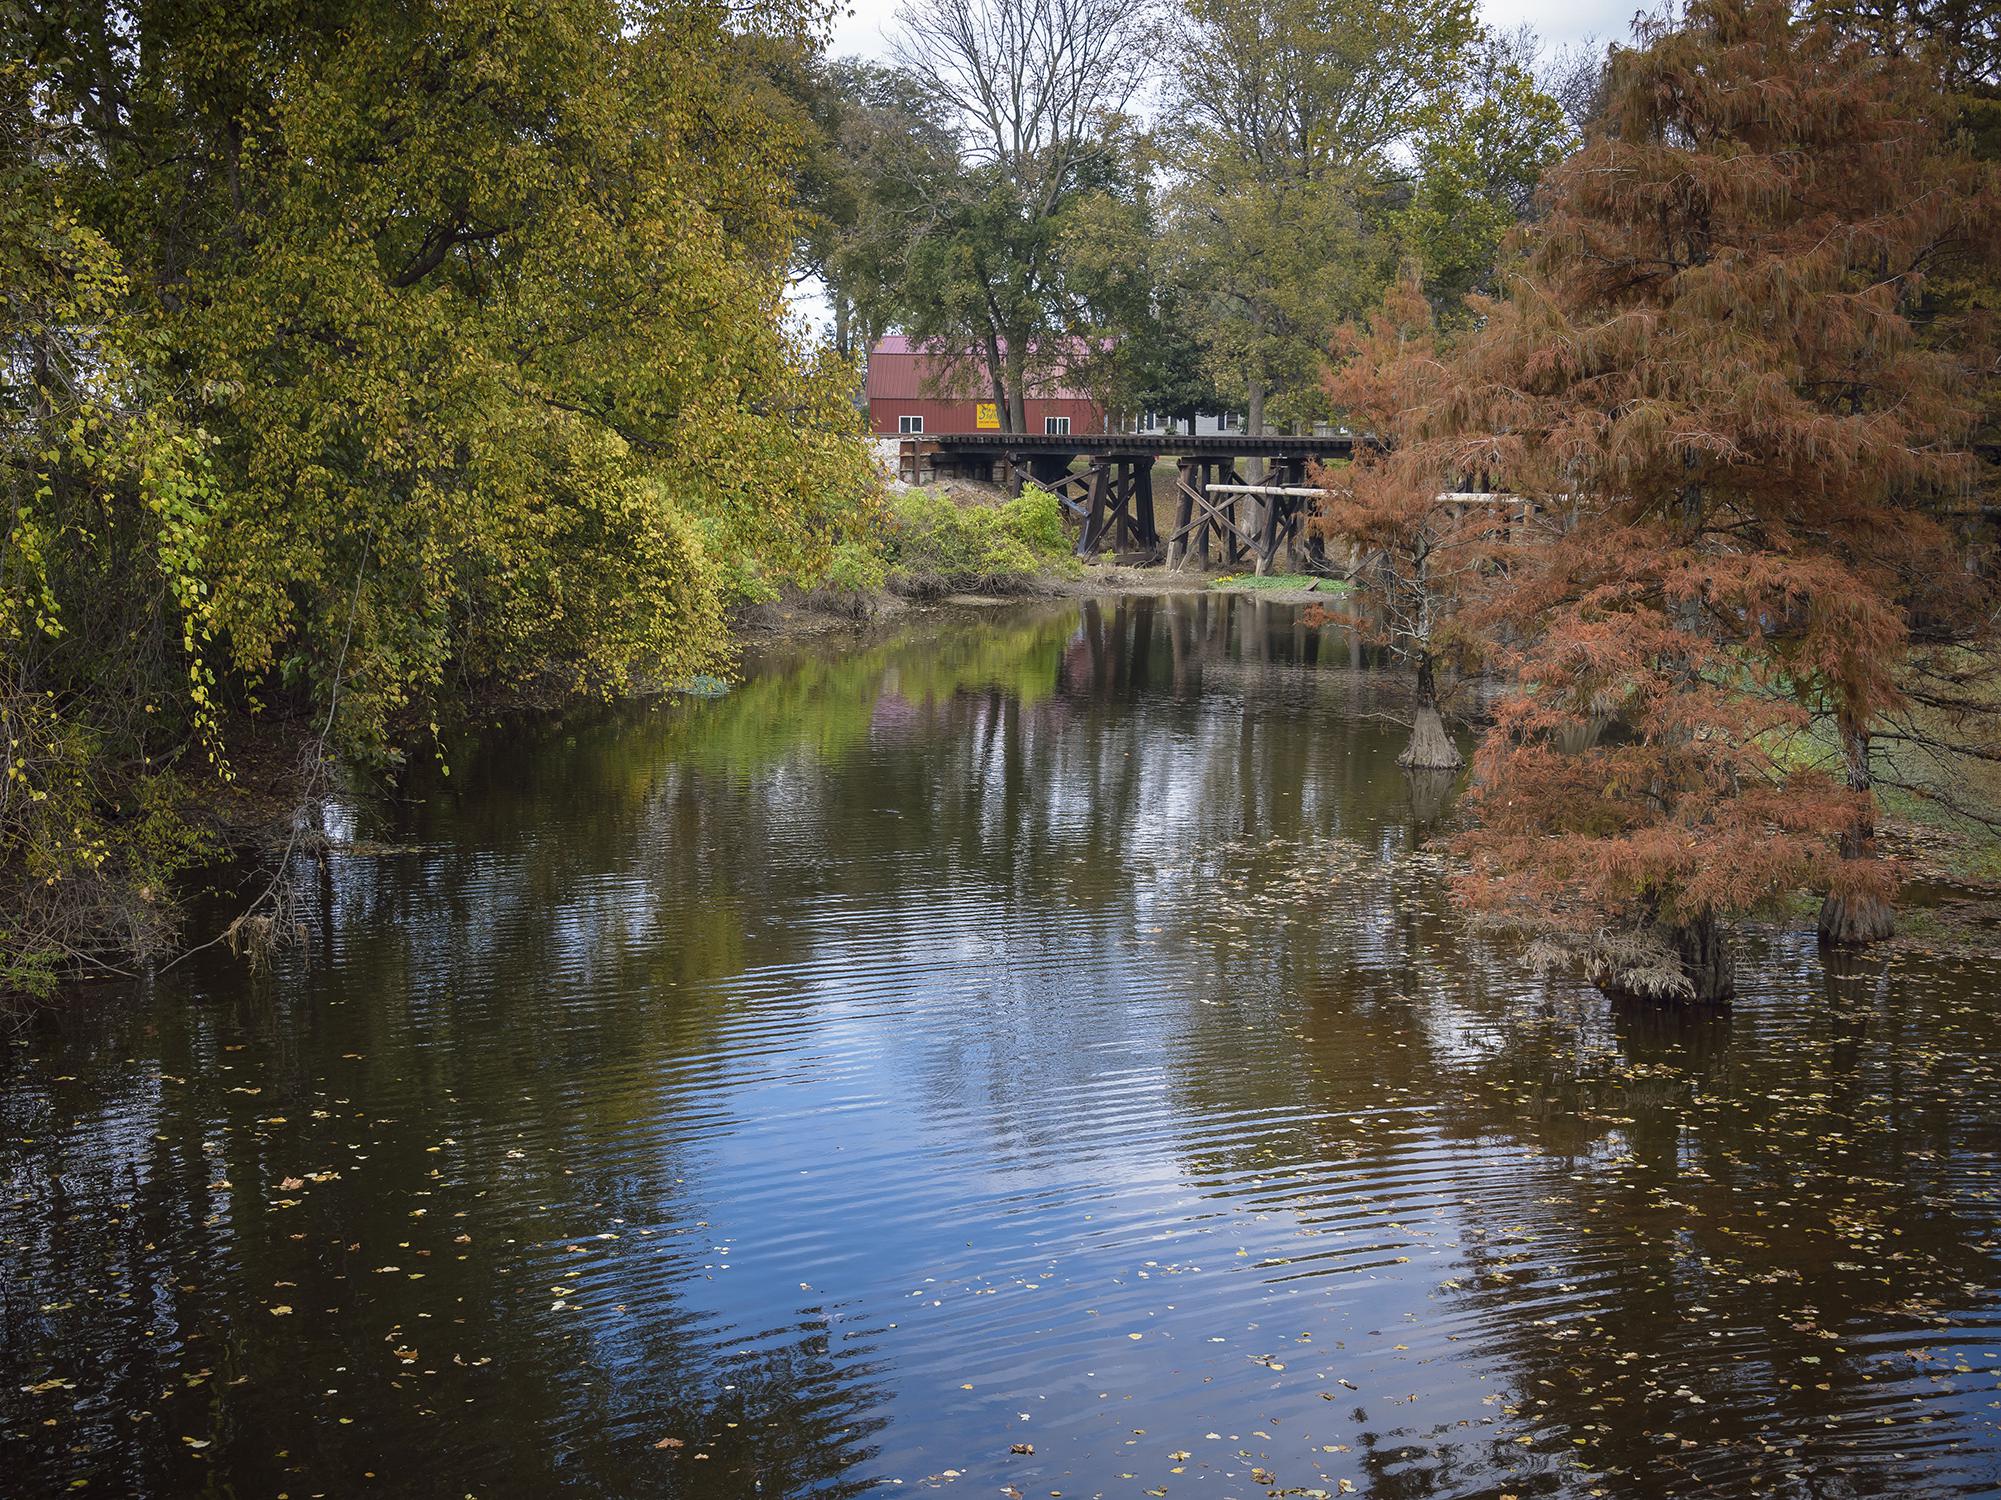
[732,562,1346,639]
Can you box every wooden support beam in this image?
[1168,458,1198,569]
[1205,484,1324,498]
[1076,460,1109,556]
[1222,464,1248,565]
[1113,459,1133,552]
[1279,456,1306,572]
[1162,468,1255,553]
[1255,482,1282,575]
[1134,460,1158,550]
[1066,454,1167,560]
[1045,470,1093,520]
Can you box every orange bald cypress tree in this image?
[1317,271,1496,772]
[1372,0,1999,1000]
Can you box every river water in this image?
[5,593,2001,1499]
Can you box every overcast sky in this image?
[826,0,1649,65]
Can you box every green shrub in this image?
[886,485,1076,594]
[822,539,890,597]
[999,484,1072,557]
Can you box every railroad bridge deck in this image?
[899,432,1360,574]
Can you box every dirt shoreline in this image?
[732,560,1339,639]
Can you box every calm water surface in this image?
[5,594,2001,1499]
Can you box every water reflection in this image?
[4,593,1999,1498]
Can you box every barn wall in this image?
[867,397,1104,437]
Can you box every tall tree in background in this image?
[1393,33,1574,315]
[792,60,960,359]
[1159,0,1478,436]
[892,0,1158,430]
[1357,0,1999,1000]
[1041,166,1223,422]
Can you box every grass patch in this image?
[1211,573,1350,594]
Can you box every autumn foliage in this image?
[1314,273,1496,770]
[1326,0,2001,999]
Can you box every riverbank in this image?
[733,558,1345,638]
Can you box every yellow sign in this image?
[975,402,1000,430]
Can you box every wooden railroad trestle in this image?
[905,433,1359,575]
[1031,453,1324,573]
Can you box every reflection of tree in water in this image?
[0,1016,890,1496]
[7,592,1384,1494]
[1151,834,2001,1497]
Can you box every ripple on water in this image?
[4,595,2001,1498]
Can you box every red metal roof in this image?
[865,338,1097,403]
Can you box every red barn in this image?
[864,336,1105,437]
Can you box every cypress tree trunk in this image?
[1668,912,1735,1004]
[1399,652,1463,770]
[1818,715,1894,944]
[1591,910,1736,1004]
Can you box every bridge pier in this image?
[1074,457,1160,559]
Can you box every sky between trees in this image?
[827,0,1641,78]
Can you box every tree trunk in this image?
[1399,653,1462,770]
[1590,910,1735,1004]
[1667,913,1735,1003]
[1818,715,1894,944]
[833,291,851,361]
[1245,380,1266,483]
[980,326,1010,432]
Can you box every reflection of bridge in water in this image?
[900,432,1360,575]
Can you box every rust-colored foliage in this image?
[1341,0,2000,992]
[1314,272,1510,767]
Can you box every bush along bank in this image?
[816,485,1081,610]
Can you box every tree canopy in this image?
[3,0,879,991]
[1323,0,2001,1000]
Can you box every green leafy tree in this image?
[1,74,221,991]
[890,0,1159,430]
[1159,0,1480,433]
[792,59,961,359]
[1395,37,1574,313]
[3,0,879,989]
